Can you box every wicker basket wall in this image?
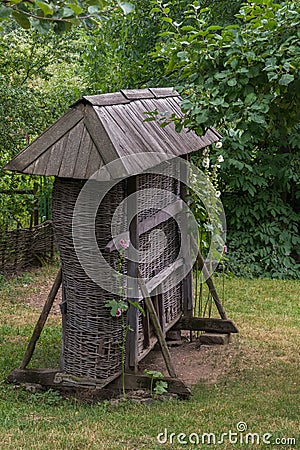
[52,178,126,381]
[137,173,182,356]
[52,172,182,380]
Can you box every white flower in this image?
[202,157,210,168]
[217,154,224,163]
[202,148,208,156]
[216,164,221,168]
[215,141,223,149]
[215,190,221,198]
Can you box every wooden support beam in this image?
[173,317,239,333]
[137,271,176,378]
[113,373,191,399]
[197,252,228,320]
[7,369,191,400]
[19,268,62,370]
[126,176,139,371]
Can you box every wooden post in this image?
[19,268,62,370]
[126,176,139,371]
[180,155,194,317]
[197,252,228,320]
[137,270,176,378]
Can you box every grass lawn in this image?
[0,263,299,449]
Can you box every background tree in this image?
[0,27,86,229]
[150,0,300,278]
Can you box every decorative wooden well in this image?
[5,88,238,397]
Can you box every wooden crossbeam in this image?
[173,317,239,334]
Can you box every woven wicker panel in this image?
[52,178,126,380]
[136,173,182,356]
[0,221,54,276]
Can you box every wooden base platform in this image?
[7,369,191,401]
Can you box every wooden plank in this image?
[137,270,176,378]
[19,268,62,370]
[121,88,154,100]
[4,107,83,173]
[142,307,151,349]
[146,258,184,294]
[197,252,228,320]
[83,104,119,165]
[58,120,84,178]
[112,373,191,399]
[43,134,68,176]
[83,92,129,106]
[138,199,184,235]
[173,317,239,334]
[33,146,52,176]
[157,293,166,335]
[149,87,178,98]
[126,176,139,371]
[86,106,129,179]
[73,125,93,179]
[85,139,104,178]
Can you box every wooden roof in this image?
[4,87,222,179]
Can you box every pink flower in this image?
[120,239,130,249]
[223,244,228,253]
[116,308,122,317]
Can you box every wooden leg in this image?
[137,271,176,378]
[19,268,62,370]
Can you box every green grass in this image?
[0,265,299,449]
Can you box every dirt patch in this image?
[22,275,238,388]
[139,338,237,386]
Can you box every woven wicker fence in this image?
[0,221,54,277]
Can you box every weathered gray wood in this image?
[126,176,139,371]
[4,89,222,180]
[58,120,84,178]
[7,369,191,399]
[113,373,191,399]
[83,92,130,106]
[4,108,83,173]
[42,135,68,176]
[146,258,184,294]
[121,88,154,100]
[197,252,228,320]
[106,199,184,252]
[173,317,238,333]
[73,125,93,179]
[83,104,119,165]
[149,87,178,98]
[137,271,176,378]
[85,139,104,178]
[19,268,62,370]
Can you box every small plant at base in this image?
[144,369,168,398]
[105,298,145,398]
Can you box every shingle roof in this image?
[4,88,221,179]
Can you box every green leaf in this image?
[88,5,99,14]
[250,113,265,124]
[128,299,145,317]
[207,25,223,31]
[0,5,12,18]
[279,74,294,86]
[62,7,75,18]
[181,25,196,31]
[118,2,134,15]
[66,3,83,15]
[36,1,53,16]
[227,78,237,87]
[162,17,173,24]
[12,11,30,29]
